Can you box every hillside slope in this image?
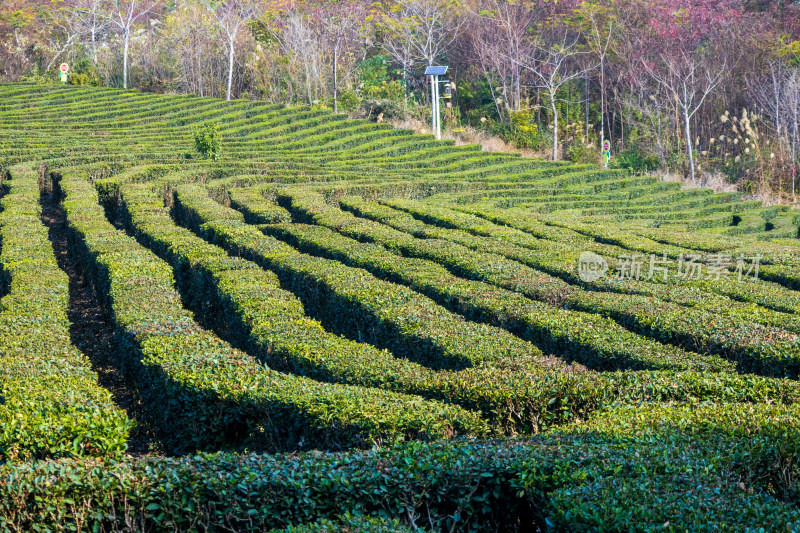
[1,83,800,531]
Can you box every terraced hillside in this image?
[2,83,800,531]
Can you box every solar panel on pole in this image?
[425,66,448,140]
[424,66,448,76]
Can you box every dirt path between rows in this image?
[40,188,158,456]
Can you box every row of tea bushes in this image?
[0,166,131,461]
[115,180,800,433]
[332,196,770,369]
[267,515,416,532]
[57,170,486,454]
[436,202,800,334]
[333,192,800,360]
[170,184,546,372]
[354,199,800,375]
[228,186,292,224]
[0,85,793,248]
[2,402,800,531]
[470,206,800,314]
[507,190,751,216]
[476,204,800,312]
[110,182,592,435]
[263,188,732,373]
[385,200,800,332]
[632,222,800,261]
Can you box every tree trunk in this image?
[46,36,74,73]
[585,74,589,143]
[684,107,696,182]
[550,90,558,160]
[91,26,97,64]
[600,59,605,158]
[333,47,338,114]
[226,36,235,101]
[305,61,313,104]
[122,29,130,89]
[792,113,798,202]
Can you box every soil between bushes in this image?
[40,188,159,456]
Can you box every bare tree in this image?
[517,28,594,160]
[69,0,109,63]
[640,50,725,182]
[42,5,85,73]
[581,2,614,154]
[275,9,324,104]
[378,0,461,104]
[790,71,800,202]
[467,0,534,117]
[206,0,264,101]
[163,1,220,97]
[627,82,674,167]
[105,0,161,89]
[320,2,367,113]
[750,61,800,201]
[379,26,414,97]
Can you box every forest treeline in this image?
[2,0,800,198]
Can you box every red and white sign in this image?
[60,63,69,73]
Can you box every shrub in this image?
[193,122,222,160]
[59,172,487,454]
[507,110,542,150]
[611,147,659,173]
[337,89,361,112]
[566,142,600,164]
[3,408,800,531]
[363,98,406,122]
[0,167,131,461]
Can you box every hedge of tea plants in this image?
[3,83,800,530]
[0,165,131,461]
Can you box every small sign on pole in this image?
[603,140,611,168]
[59,63,69,85]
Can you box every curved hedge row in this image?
[261,188,735,373]
[346,198,800,376]
[105,180,800,434]
[171,184,545,372]
[4,83,800,531]
[2,402,800,531]
[109,181,597,435]
[57,170,487,454]
[0,165,130,461]
[461,206,800,314]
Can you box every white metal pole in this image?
[438,78,442,139]
[430,76,436,136]
[435,75,441,140]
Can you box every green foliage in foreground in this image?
[5,84,800,531]
[1,403,799,531]
[0,165,130,461]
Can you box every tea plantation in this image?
[2,83,800,531]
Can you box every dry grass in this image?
[655,169,796,208]
[656,169,738,193]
